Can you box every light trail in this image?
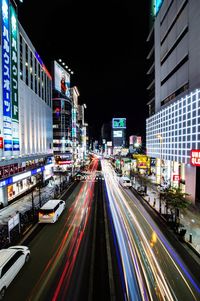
[28,158,98,301]
[102,159,200,301]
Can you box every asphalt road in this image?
[4,159,99,301]
[102,159,200,301]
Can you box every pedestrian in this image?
[153,198,156,207]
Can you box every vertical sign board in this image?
[72,108,76,138]
[10,4,19,153]
[2,0,12,155]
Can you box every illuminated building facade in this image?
[52,60,72,170]
[0,0,53,206]
[146,0,200,203]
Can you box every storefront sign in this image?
[0,137,3,149]
[10,4,19,152]
[12,171,31,182]
[0,167,3,179]
[0,163,18,179]
[2,0,12,152]
[0,165,48,187]
[190,150,200,166]
[58,160,72,165]
[150,158,156,167]
[173,175,180,181]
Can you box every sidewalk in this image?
[133,180,200,257]
[0,175,64,225]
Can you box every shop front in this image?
[0,164,52,206]
[7,175,37,202]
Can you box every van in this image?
[38,199,65,223]
[119,176,132,188]
[0,246,30,300]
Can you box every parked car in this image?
[0,246,30,299]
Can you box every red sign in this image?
[58,161,72,165]
[190,150,200,166]
[173,175,180,181]
[0,137,3,149]
[0,163,19,180]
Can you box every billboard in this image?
[2,0,12,152]
[10,4,19,152]
[72,108,76,138]
[190,150,200,166]
[113,130,122,138]
[112,118,126,129]
[54,61,70,98]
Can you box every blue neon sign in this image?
[2,0,12,152]
[155,0,164,15]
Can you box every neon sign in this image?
[112,118,126,129]
[10,4,19,152]
[190,150,200,166]
[2,0,12,152]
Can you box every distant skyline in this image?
[18,0,150,140]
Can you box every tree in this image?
[161,187,190,227]
[132,171,154,194]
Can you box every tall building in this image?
[77,104,88,162]
[0,0,53,206]
[71,86,80,171]
[146,0,200,203]
[52,60,72,170]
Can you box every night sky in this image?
[18,0,151,141]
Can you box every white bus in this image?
[119,176,132,188]
[39,199,65,223]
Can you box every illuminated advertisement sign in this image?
[10,4,19,152]
[0,137,3,149]
[54,61,70,98]
[155,0,164,15]
[129,135,137,145]
[173,175,180,182]
[113,130,122,138]
[72,108,76,138]
[152,0,164,16]
[190,150,200,166]
[2,0,12,152]
[137,136,142,145]
[112,118,126,129]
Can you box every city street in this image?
[102,159,200,301]
[3,159,100,301]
